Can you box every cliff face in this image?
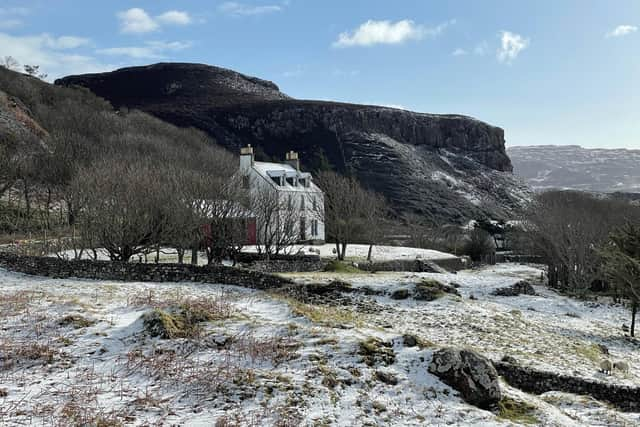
[57,62,530,224]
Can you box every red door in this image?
[246,218,257,245]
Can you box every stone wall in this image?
[246,259,327,273]
[359,257,466,273]
[494,361,640,411]
[235,252,326,273]
[0,252,291,290]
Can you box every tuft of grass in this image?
[324,260,362,274]
[359,337,395,366]
[58,315,96,329]
[142,304,223,339]
[575,342,606,363]
[497,397,539,425]
[277,296,361,327]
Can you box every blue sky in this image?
[1,1,638,149]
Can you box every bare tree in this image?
[23,64,47,80]
[600,222,640,336]
[315,171,385,261]
[250,179,304,258]
[71,157,173,262]
[1,56,19,71]
[521,191,636,291]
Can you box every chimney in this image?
[239,144,254,172]
[285,150,300,171]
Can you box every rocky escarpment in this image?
[57,63,531,224]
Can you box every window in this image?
[300,217,306,241]
[312,197,317,211]
[311,219,318,237]
[300,195,305,210]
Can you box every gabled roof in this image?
[252,161,323,193]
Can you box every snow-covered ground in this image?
[52,243,458,265]
[243,243,457,261]
[1,264,639,426]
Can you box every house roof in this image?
[252,161,323,193]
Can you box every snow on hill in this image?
[1,264,639,425]
[508,145,640,193]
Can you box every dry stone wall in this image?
[0,252,290,290]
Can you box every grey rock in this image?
[492,280,536,297]
[428,347,501,409]
[390,288,410,300]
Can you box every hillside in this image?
[2,263,639,425]
[508,145,640,193]
[57,63,532,224]
[0,66,233,234]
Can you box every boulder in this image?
[390,288,410,300]
[428,347,501,409]
[414,278,460,301]
[492,280,536,297]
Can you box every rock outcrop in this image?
[491,280,537,297]
[428,347,502,409]
[56,63,531,224]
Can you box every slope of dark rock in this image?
[57,63,531,224]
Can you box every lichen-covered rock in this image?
[428,347,501,409]
[414,278,460,301]
[492,280,536,297]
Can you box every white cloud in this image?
[606,25,638,38]
[45,35,91,49]
[333,19,455,48]
[219,2,282,16]
[157,10,192,26]
[452,48,467,56]
[0,19,21,29]
[118,8,158,34]
[0,32,113,80]
[117,8,194,34]
[97,40,192,59]
[496,31,529,64]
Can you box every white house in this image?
[239,145,325,245]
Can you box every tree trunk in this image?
[335,242,341,260]
[45,187,52,229]
[23,181,31,219]
[67,202,75,226]
[632,302,637,338]
[340,243,347,261]
[191,247,198,265]
[154,246,160,264]
[367,244,373,262]
[177,248,185,264]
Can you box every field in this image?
[1,264,639,426]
